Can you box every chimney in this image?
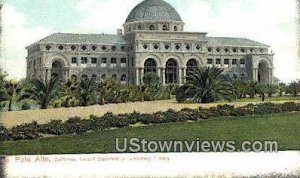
[117,29,123,36]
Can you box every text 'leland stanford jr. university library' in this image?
[26,0,275,85]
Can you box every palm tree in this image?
[245,81,259,98]
[59,78,79,107]
[0,80,24,111]
[21,78,60,109]
[77,78,98,106]
[184,67,234,103]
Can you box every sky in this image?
[1,0,298,82]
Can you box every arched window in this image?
[81,75,88,80]
[91,74,97,80]
[187,59,198,75]
[71,75,78,81]
[165,58,178,84]
[174,26,178,31]
[112,74,118,80]
[163,25,168,31]
[101,74,107,80]
[241,73,246,81]
[138,25,142,30]
[121,74,127,84]
[149,25,155,30]
[144,58,157,74]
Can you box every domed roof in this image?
[125,0,183,23]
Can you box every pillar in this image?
[178,68,182,85]
[162,68,166,85]
[140,68,144,85]
[45,69,48,82]
[183,67,187,83]
[136,68,139,85]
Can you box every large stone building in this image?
[26,0,274,85]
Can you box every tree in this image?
[21,78,60,109]
[257,84,267,102]
[278,82,286,97]
[77,78,98,106]
[245,81,259,98]
[0,80,25,111]
[183,67,234,103]
[287,81,300,97]
[265,84,278,97]
[59,78,79,107]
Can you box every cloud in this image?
[2,4,51,80]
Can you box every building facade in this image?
[26,0,274,85]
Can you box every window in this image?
[46,45,51,50]
[186,45,191,50]
[121,74,127,84]
[91,57,97,64]
[101,58,107,68]
[111,58,117,67]
[233,48,237,53]
[241,48,245,53]
[81,46,87,51]
[154,44,159,50]
[165,44,170,50]
[225,48,229,53]
[208,47,212,52]
[91,74,97,80]
[216,58,221,65]
[121,46,126,51]
[163,25,168,31]
[138,25,142,30]
[131,57,135,66]
[260,48,264,53]
[121,58,127,67]
[143,44,148,49]
[81,57,88,64]
[111,46,116,51]
[175,44,180,50]
[81,75,88,80]
[174,26,178,31]
[224,59,229,65]
[216,48,220,52]
[102,46,107,50]
[71,57,77,64]
[71,46,76,51]
[207,59,213,65]
[149,25,155,30]
[196,45,201,50]
[101,74,107,80]
[58,45,64,50]
[92,46,97,51]
[129,27,132,32]
[240,59,246,67]
[112,74,118,80]
[232,59,237,65]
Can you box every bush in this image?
[10,122,41,140]
[0,125,11,141]
[39,120,66,135]
[254,103,282,115]
[21,102,31,110]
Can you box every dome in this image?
[125,0,183,23]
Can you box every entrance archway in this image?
[165,58,178,84]
[51,61,64,79]
[186,59,198,75]
[144,58,157,74]
[258,61,269,84]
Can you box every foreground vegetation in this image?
[1,67,300,111]
[0,112,299,155]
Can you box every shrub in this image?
[21,102,31,110]
[0,125,11,141]
[39,120,66,135]
[254,103,282,115]
[10,122,41,140]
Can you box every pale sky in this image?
[1,0,298,82]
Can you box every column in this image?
[252,68,258,82]
[162,68,166,85]
[140,68,144,85]
[157,68,161,78]
[269,69,273,84]
[45,69,48,82]
[136,68,140,85]
[183,67,187,83]
[178,68,182,85]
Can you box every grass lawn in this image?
[1,112,299,155]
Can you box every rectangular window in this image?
[207,59,213,64]
[224,59,229,65]
[71,57,77,64]
[240,59,246,65]
[111,58,117,68]
[132,57,135,66]
[91,57,97,64]
[121,58,127,67]
[101,58,107,68]
[232,59,237,65]
[81,57,88,64]
[216,59,221,65]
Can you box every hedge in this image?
[1,102,300,142]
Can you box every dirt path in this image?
[0,100,297,128]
